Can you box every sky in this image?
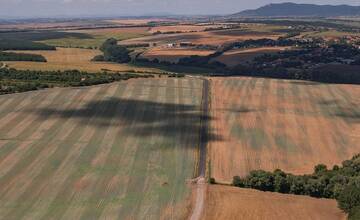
[0,0,359,18]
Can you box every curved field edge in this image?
[0,77,203,219]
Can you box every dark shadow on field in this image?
[318,99,360,123]
[286,81,321,86]
[32,97,222,148]
[0,31,93,41]
[333,106,360,123]
[223,107,259,113]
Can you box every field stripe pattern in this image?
[0,78,202,219]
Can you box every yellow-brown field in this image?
[40,27,150,48]
[121,30,281,46]
[214,46,291,67]
[141,47,215,62]
[148,25,222,33]
[4,48,161,73]
[202,185,346,220]
[105,18,177,25]
[210,77,360,182]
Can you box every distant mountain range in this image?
[234,3,360,17]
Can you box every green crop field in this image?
[0,77,202,219]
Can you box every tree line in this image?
[0,68,153,95]
[230,154,360,219]
[0,39,56,51]
[0,52,47,62]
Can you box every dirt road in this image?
[190,78,210,220]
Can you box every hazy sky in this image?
[0,0,359,18]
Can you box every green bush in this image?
[232,154,360,215]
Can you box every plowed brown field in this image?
[202,185,346,220]
[210,77,360,182]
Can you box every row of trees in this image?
[231,154,360,219]
[0,68,153,95]
[0,52,47,62]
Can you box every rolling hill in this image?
[234,2,360,17]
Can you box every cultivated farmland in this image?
[202,185,346,220]
[213,46,291,67]
[210,77,360,182]
[120,30,281,46]
[40,27,150,48]
[0,77,203,219]
[4,48,161,73]
[141,47,215,63]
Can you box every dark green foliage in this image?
[0,52,47,62]
[349,206,360,220]
[98,38,131,63]
[91,55,105,62]
[338,183,360,213]
[232,154,360,215]
[0,31,91,42]
[209,177,216,184]
[0,68,153,95]
[0,39,55,50]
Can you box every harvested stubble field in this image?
[213,46,290,67]
[0,77,203,219]
[5,48,161,73]
[121,30,281,46]
[210,77,360,182]
[148,25,223,33]
[40,27,150,48]
[141,47,215,63]
[202,185,346,220]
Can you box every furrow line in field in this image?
[0,85,107,218]
[37,84,120,220]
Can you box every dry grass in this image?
[141,47,215,62]
[4,48,161,73]
[210,77,360,182]
[214,46,291,67]
[202,185,346,220]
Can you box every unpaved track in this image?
[190,78,210,220]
